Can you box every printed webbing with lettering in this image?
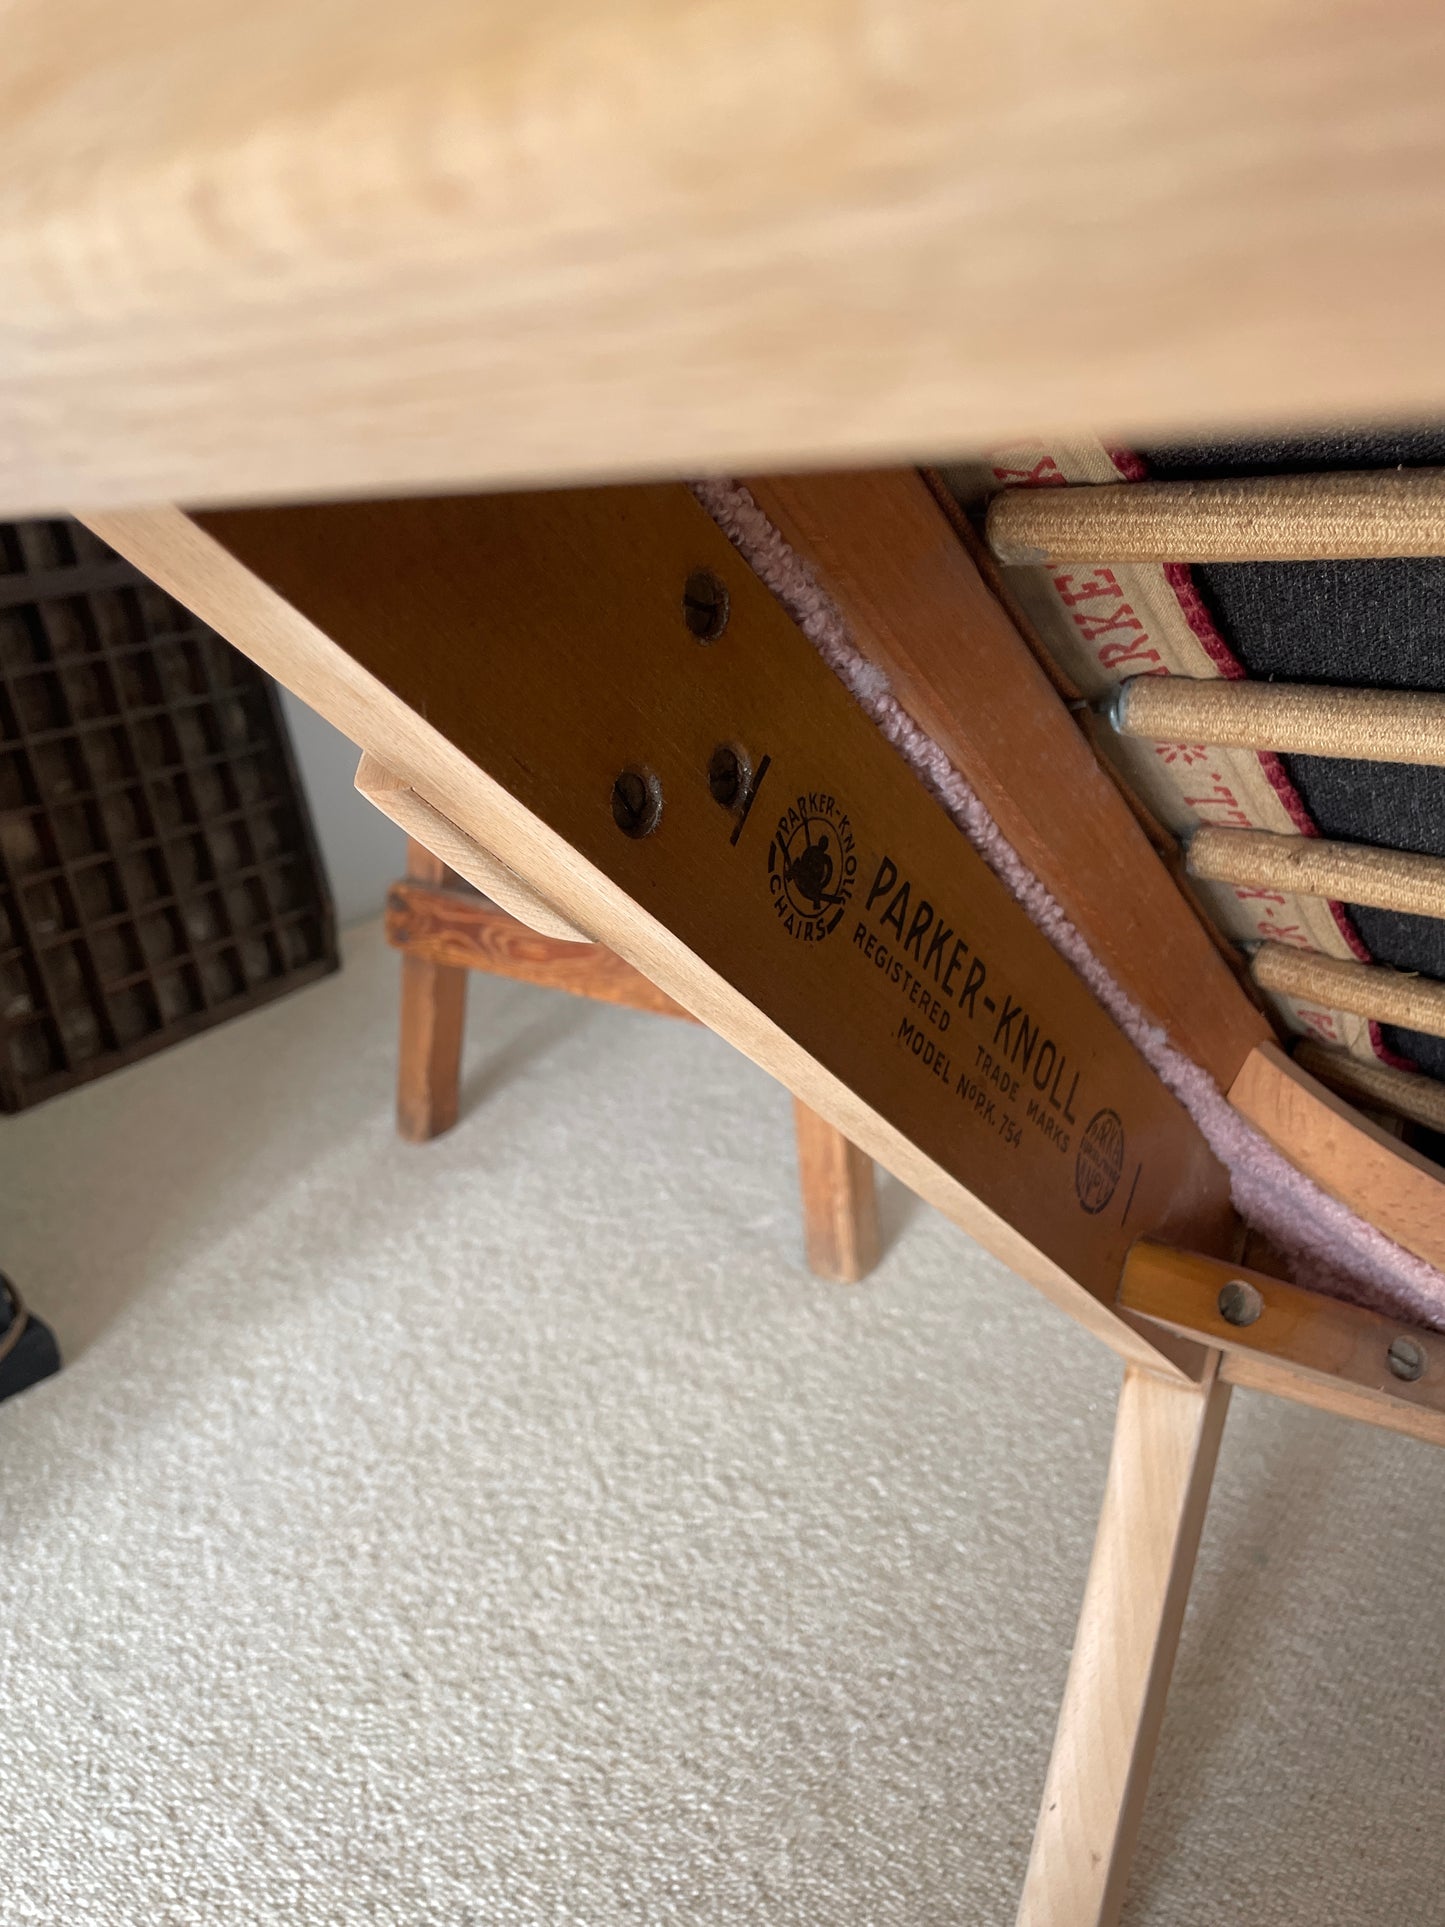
[949,440,1396,1068]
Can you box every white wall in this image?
[278,688,405,926]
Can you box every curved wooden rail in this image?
[1229,1042,1445,1275]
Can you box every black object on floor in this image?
[0,1273,60,1404]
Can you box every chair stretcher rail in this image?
[1120,1242,1445,1443]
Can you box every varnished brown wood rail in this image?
[385,883,691,1019]
[1120,1242,1445,1445]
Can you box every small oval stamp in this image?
[1075,1107,1125,1214]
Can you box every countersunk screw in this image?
[1387,1335,1426,1382]
[1217,1278,1264,1327]
[707,742,751,811]
[611,768,663,839]
[683,569,730,642]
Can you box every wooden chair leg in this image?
[791,1096,882,1282]
[1016,1359,1231,1927]
[396,838,468,1143]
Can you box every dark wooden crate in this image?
[0,518,337,1110]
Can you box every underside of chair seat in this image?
[1138,428,1445,1078]
[698,469,1445,1328]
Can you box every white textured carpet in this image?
[2,922,1442,1926]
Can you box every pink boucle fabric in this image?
[694,478,1445,1330]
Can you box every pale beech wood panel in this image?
[81,493,1231,1376]
[357,752,594,942]
[7,2,1445,512]
[1016,1361,1231,1927]
[1229,1042,1445,1274]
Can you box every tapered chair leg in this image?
[396,839,469,1143]
[791,1096,882,1282]
[1016,1359,1231,1927]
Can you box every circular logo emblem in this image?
[768,791,857,943]
[1075,1108,1125,1214]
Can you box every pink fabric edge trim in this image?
[693,477,1445,1331]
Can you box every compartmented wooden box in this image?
[0,518,336,1111]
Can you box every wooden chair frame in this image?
[81,470,1445,1927]
[15,15,1445,1914]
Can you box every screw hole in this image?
[611,768,663,839]
[707,743,751,812]
[683,569,730,643]
[1217,1278,1264,1327]
[1387,1335,1426,1382]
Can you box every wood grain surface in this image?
[1230,1043,1445,1274]
[790,1095,881,1284]
[747,471,1270,1091]
[1121,1242,1445,1437]
[1219,1348,1445,1448]
[357,752,594,942]
[1017,1360,1231,1927]
[386,882,691,1018]
[84,486,1238,1373]
[8,4,1445,512]
[396,949,467,1142]
[394,838,469,1141]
